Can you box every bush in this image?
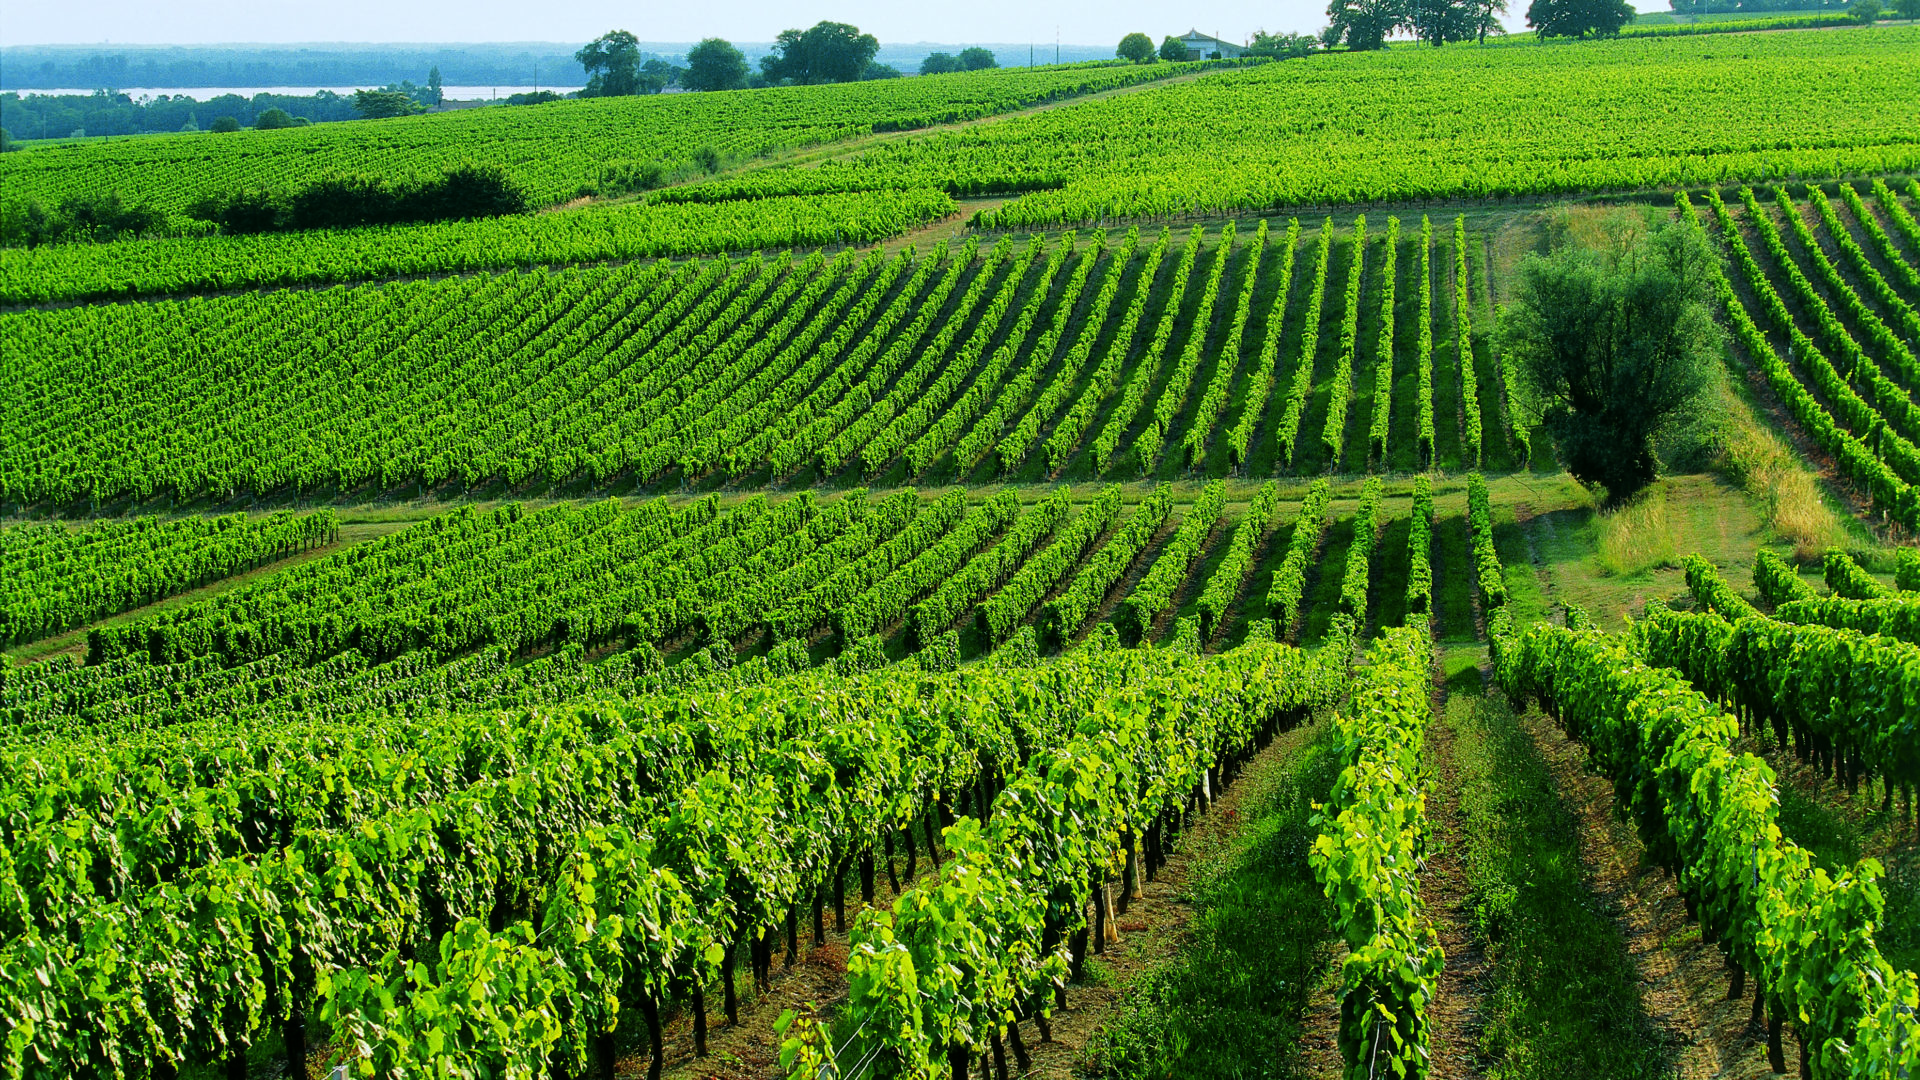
[188,164,529,234]
[919,51,962,75]
[208,116,241,133]
[1851,0,1883,21]
[0,191,165,247]
[254,108,296,130]
[1117,32,1156,62]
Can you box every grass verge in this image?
[1446,681,1677,1080]
[1082,718,1341,1079]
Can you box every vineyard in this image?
[5,17,1920,1080]
[3,210,1534,504]
[0,61,1218,218]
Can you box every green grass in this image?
[1445,678,1678,1080]
[1083,718,1341,1080]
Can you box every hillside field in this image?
[2,23,1920,1080]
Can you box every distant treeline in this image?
[0,44,586,91]
[0,42,1122,93]
[1,90,362,141]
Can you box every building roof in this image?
[1179,29,1236,46]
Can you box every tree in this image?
[1326,0,1410,49]
[576,30,643,96]
[759,22,880,85]
[1527,0,1634,37]
[1117,32,1156,62]
[1409,0,1480,44]
[425,66,444,106]
[209,115,241,132]
[957,47,998,70]
[862,61,903,80]
[1893,0,1918,20]
[1496,220,1722,502]
[352,89,425,119]
[685,38,749,91]
[920,51,962,74]
[254,107,295,130]
[638,58,683,93]
[1160,36,1193,61]
[1249,31,1321,58]
[1850,0,1882,21]
[1471,0,1510,43]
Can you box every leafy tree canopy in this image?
[1497,217,1722,501]
[1249,31,1322,58]
[254,107,296,130]
[759,22,880,85]
[685,38,749,91]
[576,29,643,96]
[920,51,962,75]
[957,46,998,70]
[1526,0,1635,38]
[1117,32,1156,62]
[352,89,425,119]
[1326,0,1410,49]
[208,115,241,132]
[1160,35,1193,61]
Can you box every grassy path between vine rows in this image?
[1070,712,1344,1080]
[1435,648,1685,1080]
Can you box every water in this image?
[6,86,585,102]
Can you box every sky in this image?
[0,0,1567,48]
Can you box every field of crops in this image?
[663,29,1920,225]
[0,61,1215,216]
[1693,177,1920,530]
[4,210,1537,504]
[5,20,1920,1080]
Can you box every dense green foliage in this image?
[1311,624,1441,1079]
[1,511,334,647]
[1496,617,1920,1079]
[810,637,1346,1077]
[1498,217,1719,500]
[1685,189,1920,529]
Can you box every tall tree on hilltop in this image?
[1116,32,1156,62]
[1471,0,1510,43]
[759,22,880,85]
[1409,0,1480,44]
[1527,0,1634,37]
[1325,0,1410,49]
[685,39,748,91]
[577,30,642,96]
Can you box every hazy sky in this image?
[2,0,1554,48]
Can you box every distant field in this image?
[0,60,1208,216]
